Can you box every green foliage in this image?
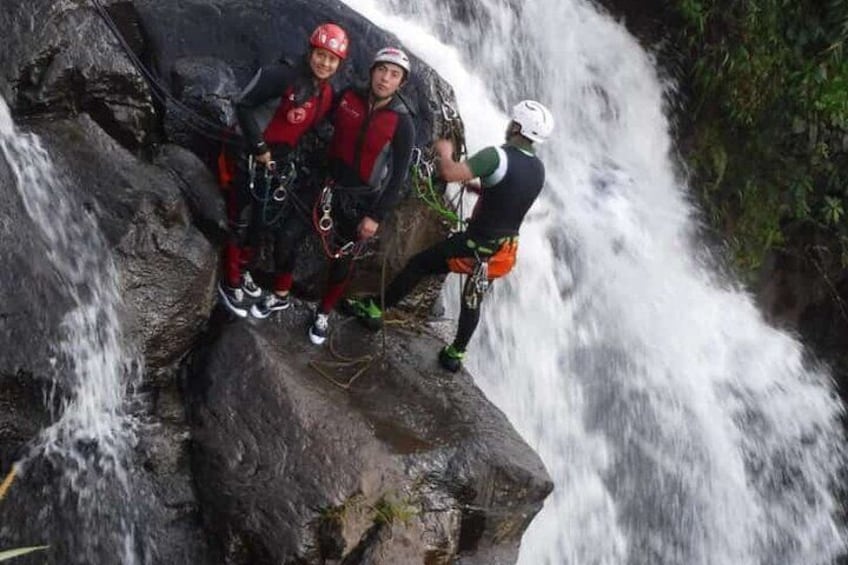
[674,0,848,271]
[0,547,49,562]
[371,495,418,527]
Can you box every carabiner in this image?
[441,102,459,122]
[338,241,355,255]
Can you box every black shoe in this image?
[218,282,249,318]
[250,292,291,319]
[340,296,383,331]
[438,345,464,373]
[308,310,330,345]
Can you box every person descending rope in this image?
[293,47,415,345]
[218,23,349,317]
[344,100,554,372]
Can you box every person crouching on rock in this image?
[343,100,554,372]
[217,23,349,319]
[303,47,416,345]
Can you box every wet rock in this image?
[0,0,156,149]
[187,310,552,564]
[30,114,218,374]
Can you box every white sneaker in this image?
[241,271,262,298]
[217,282,248,318]
[308,311,329,345]
[250,292,291,319]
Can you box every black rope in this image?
[89,0,241,147]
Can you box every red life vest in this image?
[263,81,333,147]
[328,89,401,186]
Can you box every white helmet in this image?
[372,47,411,76]
[511,100,554,143]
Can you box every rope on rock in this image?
[89,0,240,146]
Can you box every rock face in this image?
[188,308,551,565]
[0,1,550,564]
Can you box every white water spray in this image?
[342,1,847,563]
[0,98,141,564]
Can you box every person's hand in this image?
[463,178,483,194]
[255,151,273,167]
[358,216,379,240]
[434,138,454,160]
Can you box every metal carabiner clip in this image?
[441,103,459,121]
[338,241,355,255]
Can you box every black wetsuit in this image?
[382,142,546,351]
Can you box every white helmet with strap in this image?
[511,100,554,143]
[371,47,411,76]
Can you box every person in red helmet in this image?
[218,23,349,318]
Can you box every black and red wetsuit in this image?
[222,61,334,288]
[313,86,415,313]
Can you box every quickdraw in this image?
[461,253,489,310]
[312,183,369,260]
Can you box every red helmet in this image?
[310,23,349,60]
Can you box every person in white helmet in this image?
[344,100,553,372]
[302,47,416,345]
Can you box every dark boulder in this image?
[0,0,156,149]
[187,308,552,564]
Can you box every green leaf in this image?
[0,546,49,562]
[822,196,845,225]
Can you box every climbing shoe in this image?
[241,271,262,298]
[309,310,330,345]
[341,296,383,331]
[438,345,465,373]
[217,282,249,318]
[250,292,291,319]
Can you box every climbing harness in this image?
[246,155,299,227]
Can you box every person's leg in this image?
[223,182,254,288]
[438,285,486,373]
[218,176,259,317]
[383,234,472,307]
[309,215,358,344]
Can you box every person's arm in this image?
[433,139,475,182]
[361,113,415,236]
[434,140,503,191]
[234,64,298,162]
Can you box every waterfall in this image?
[0,98,142,564]
[341,1,847,563]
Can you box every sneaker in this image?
[250,292,291,319]
[308,310,330,345]
[341,296,383,331]
[218,282,249,318]
[241,271,262,298]
[438,345,465,373]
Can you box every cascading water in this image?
[342,0,847,563]
[0,98,142,564]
